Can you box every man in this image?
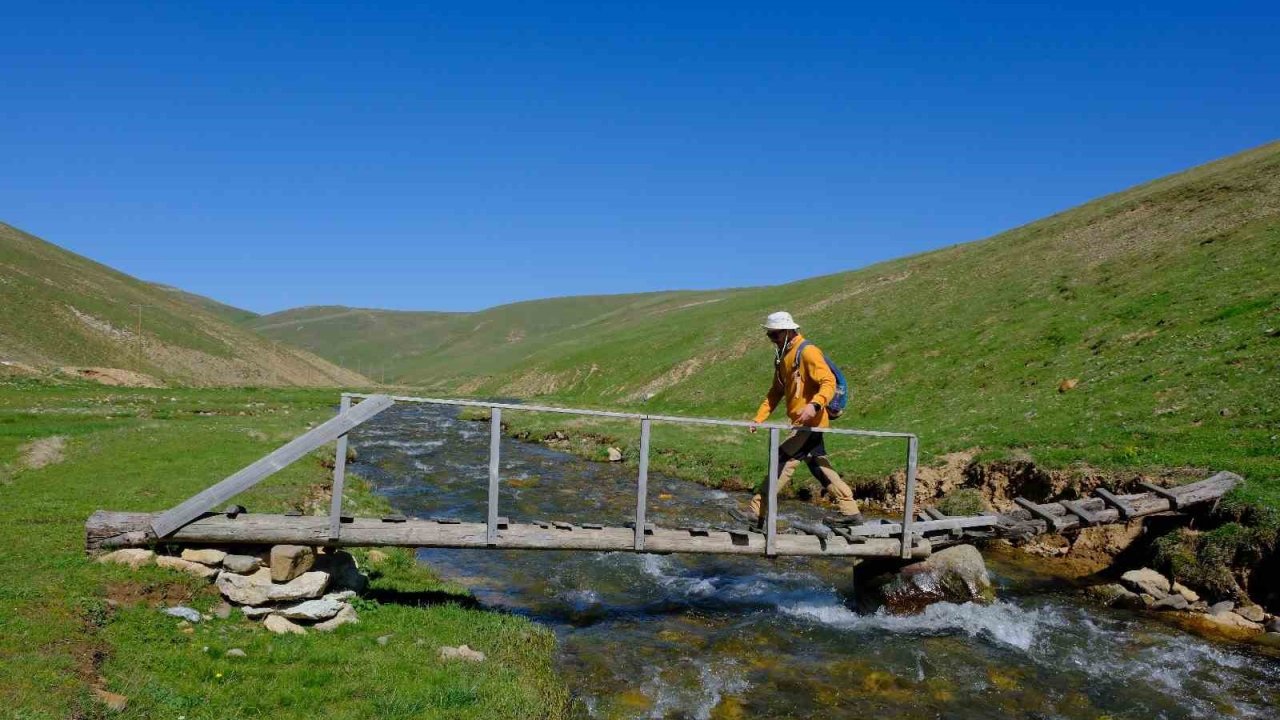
[730,311,863,529]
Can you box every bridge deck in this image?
[86,511,931,558]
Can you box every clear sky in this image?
[3,2,1276,314]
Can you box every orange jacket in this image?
[753,334,835,428]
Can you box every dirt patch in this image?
[624,357,704,402]
[0,360,41,376]
[19,435,67,470]
[58,367,164,388]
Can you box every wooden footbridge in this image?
[86,393,1239,562]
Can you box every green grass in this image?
[0,221,362,387]
[0,379,568,719]
[267,141,1280,509]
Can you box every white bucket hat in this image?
[761,311,800,331]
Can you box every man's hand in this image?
[796,403,818,424]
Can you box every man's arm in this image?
[753,376,783,424]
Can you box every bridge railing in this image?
[339,393,921,559]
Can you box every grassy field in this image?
[0,221,365,387]
[0,378,568,719]
[259,142,1280,509]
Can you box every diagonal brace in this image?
[151,394,395,537]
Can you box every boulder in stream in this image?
[856,544,995,614]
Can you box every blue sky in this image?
[3,2,1276,314]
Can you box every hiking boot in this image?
[726,507,763,530]
[822,513,865,528]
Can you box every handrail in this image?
[337,392,920,559]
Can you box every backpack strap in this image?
[791,340,810,372]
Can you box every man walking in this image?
[730,311,863,529]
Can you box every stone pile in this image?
[99,543,370,635]
[1086,566,1276,640]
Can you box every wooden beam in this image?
[1014,497,1066,532]
[328,394,352,541]
[1137,481,1182,509]
[150,394,394,538]
[89,511,933,559]
[1060,499,1101,526]
[1093,487,1136,519]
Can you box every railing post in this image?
[900,435,919,559]
[634,418,651,551]
[765,427,780,557]
[328,394,352,541]
[487,407,502,545]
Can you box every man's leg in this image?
[748,457,803,518]
[805,455,860,516]
[744,430,811,521]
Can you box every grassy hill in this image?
[152,284,262,326]
[257,141,1280,492]
[248,291,742,388]
[0,222,367,387]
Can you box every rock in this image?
[317,550,368,593]
[213,602,232,620]
[1140,593,1158,609]
[324,590,357,602]
[1190,600,1209,613]
[270,545,315,583]
[218,568,274,606]
[155,555,219,581]
[315,604,359,632]
[377,634,392,646]
[226,648,246,658]
[1084,583,1144,610]
[1152,594,1189,611]
[180,548,226,567]
[97,549,155,569]
[1120,568,1171,598]
[1057,378,1079,393]
[163,606,202,623]
[439,644,486,662]
[276,598,344,621]
[857,545,995,614]
[1235,604,1266,623]
[241,606,273,620]
[222,554,262,574]
[1266,617,1280,634]
[607,447,623,462]
[263,614,307,635]
[1171,582,1200,603]
[1209,600,1235,615]
[269,571,330,602]
[366,549,389,565]
[92,688,129,712]
[1189,609,1264,639]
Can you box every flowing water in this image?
[349,404,1280,719]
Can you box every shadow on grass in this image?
[366,587,483,610]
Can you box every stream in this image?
[348,403,1280,719]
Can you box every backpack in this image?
[791,340,849,420]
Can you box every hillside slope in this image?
[152,284,261,326]
[263,141,1280,483]
[0,222,367,387]
[249,291,742,387]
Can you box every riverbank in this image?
[464,406,1279,634]
[0,379,569,719]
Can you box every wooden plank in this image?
[634,418,651,551]
[923,507,947,521]
[843,514,999,537]
[90,511,933,558]
[151,394,394,537]
[1014,497,1066,532]
[328,395,352,541]
[1060,499,1101,526]
[765,428,779,557]
[901,436,918,559]
[1138,481,1182,509]
[487,407,502,544]
[1094,487,1136,519]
